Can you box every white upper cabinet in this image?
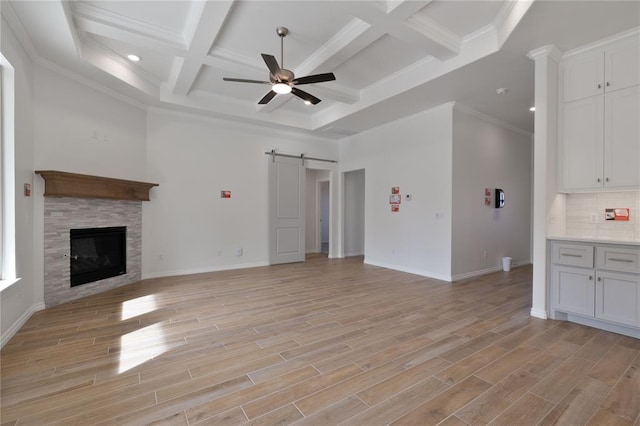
[605,39,640,93]
[560,33,640,192]
[562,96,604,190]
[604,86,640,189]
[563,50,604,102]
[563,37,640,103]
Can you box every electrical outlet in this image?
[483,250,487,259]
[589,212,598,223]
[235,248,243,256]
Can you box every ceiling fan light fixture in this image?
[272,83,292,94]
[127,54,141,62]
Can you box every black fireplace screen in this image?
[70,226,126,287]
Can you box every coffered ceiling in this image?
[3,1,639,138]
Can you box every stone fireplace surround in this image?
[44,198,142,307]
[37,170,157,307]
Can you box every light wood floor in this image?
[2,255,639,425]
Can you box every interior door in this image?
[269,155,305,264]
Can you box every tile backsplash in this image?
[565,191,640,241]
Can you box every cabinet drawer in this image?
[596,246,640,273]
[552,243,594,267]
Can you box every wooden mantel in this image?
[35,170,158,201]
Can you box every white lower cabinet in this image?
[552,266,595,317]
[550,241,640,336]
[595,270,640,327]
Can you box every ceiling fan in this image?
[223,27,336,105]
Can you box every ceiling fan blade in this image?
[223,77,271,84]
[261,54,281,77]
[292,73,336,85]
[258,90,277,105]
[291,87,321,105]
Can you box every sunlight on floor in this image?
[121,294,158,320]
[118,322,168,374]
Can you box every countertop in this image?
[547,235,640,246]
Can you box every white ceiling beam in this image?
[344,0,459,60]
[71,1,187,54]
[205,47,266,76]
[386,0,433,17]
[60,0,84,58]
[74,16,186,56]
[169,0,235,96]
[400,15,460,59]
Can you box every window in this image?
[0,52,17,290]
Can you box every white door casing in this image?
[269,155,305,264]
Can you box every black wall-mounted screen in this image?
[495,188,505,208]
[70,226,126,287]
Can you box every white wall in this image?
[143,109,338,278]
[1,18,40,345]
[340,104,454,280]
[33,67,147,181]
[344,169,365,256]
[1,24,151,345]
[451,107,532,279]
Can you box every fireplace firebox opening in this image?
[70,226,126,287]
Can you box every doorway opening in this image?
[319,180,330,254]
[343,169,365,258]
[305,168,330,256]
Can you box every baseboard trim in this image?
[451,266,502,281]
[344,251,364,257]
[364,258,452,282]
[1,302,45,348]
[565,313,639,339]
[142,261,270,280]
[530,307,548,320]
[452,261,531,282]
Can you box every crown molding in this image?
[453,102,533,138]
[562,26,640,59]
[147,105,340,143]
[527,44,563,62]
[36,57,148,111]
[1,2,40,61]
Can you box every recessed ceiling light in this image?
[496,88,508,95]
[127,54,141,62]
[304,100,312,105]
[529,106,536,112]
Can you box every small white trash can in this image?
[502,257,512,272]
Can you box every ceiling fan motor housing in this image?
[271,69,294,83]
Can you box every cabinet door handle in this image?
[608,258,633,263]
[597,84,602,89]
[561,253,583,258]
[597,178,601,183]
[589,275,593,280]
[605,177,609,183]
[597,277,602,282]
[606,82,610,87]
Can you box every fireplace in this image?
[70,226,127,287]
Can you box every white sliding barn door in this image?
[269,155,305,264]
